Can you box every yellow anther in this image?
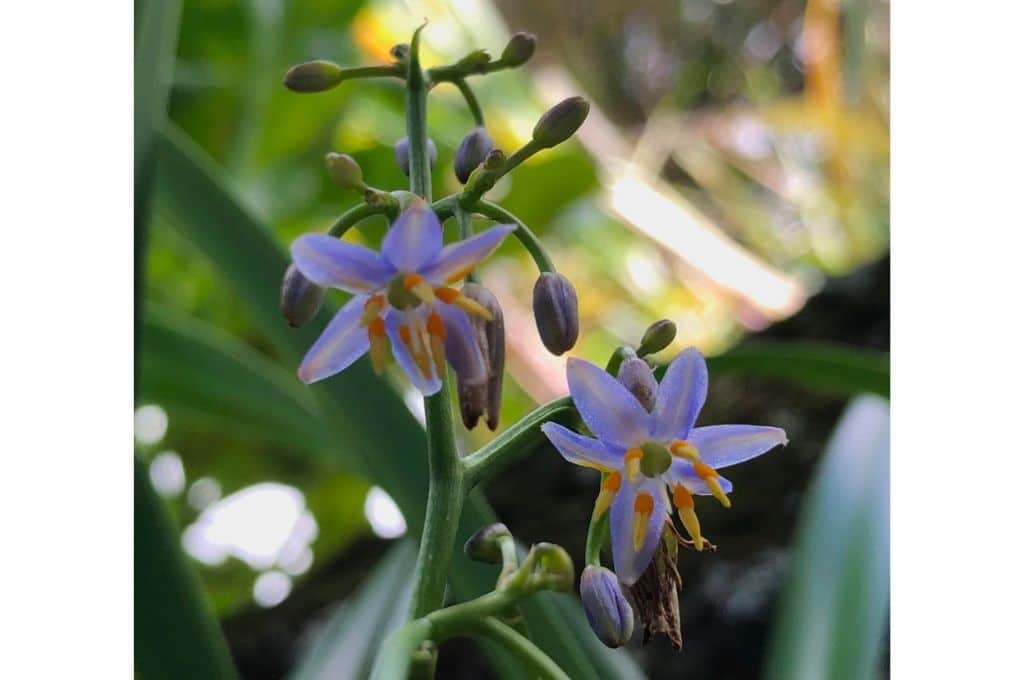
[670,440,701,463]
[591,472,621,521]
[403,273,436,304]
[433,286,492,320]
[367,317,389,375]
[672,485,703,551]
[399,322,432,379]
[694,462,731,508]
[361,295,386,326]
[427,312,447,377]
[632,493,654,552]
[624,448,643,483]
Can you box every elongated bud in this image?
[638,319,677,357]
[394,136,437,177]
[501,32,536,67]
[532,97,590,149]
[532,272,579,355]
[617,357,658,412]
[283,60,344,93]
[325,152,364,189]
[465,523,512,564]
[280,264,325,327]
[457,283,505,430]
[580,566,635,648]
[454,128,495,184]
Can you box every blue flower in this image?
[290,200,515,395]
[541,349,787,584]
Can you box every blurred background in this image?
[135,0,889,677]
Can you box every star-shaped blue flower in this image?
[541,349,787,585]
[290,200,515,395]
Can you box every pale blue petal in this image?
[609,477,668,586]
[437,303,486,385]
[567,358,651,449]
[689,425,788,469]
[651,347,708,442]
[381,201,443,271]
[297,295,370,383]
[664,459,734,496]
[420,224,516,285]
[291,234,394,293]
[384,307,442,395]
[540,422,624,471]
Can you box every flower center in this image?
[387,272,433,309]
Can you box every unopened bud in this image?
[532,272,579,355]
[528,543,574,593]
[454,128,495,184]
[483,148,506,171]
[457,283,505,431]
[325,152,364,189]
[394,136,437,177]
[532,96,590,149]
[465,523,512,564]
[280,264,325,327]
[454,49,491,71]
[617,357,658,412]
[501,32,536,67]
[283,60,344,93]
[638,319,677,357]
[580,566,635,648]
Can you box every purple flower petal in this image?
[381,201,443,272]
[291,234,394,293]
[420,224,516,285]
[437,303,486,385]
[384,307,442,395]
[297,295,371,383]
[689,425,788,469]
[540,422,624,472]
[567,358,651,449]
[664,460,734,496]
[609,477,668,586]
[651,347,708,442]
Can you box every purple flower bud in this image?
[465,522,512,564]
[283,60,344,93]
[454,127,495,184]
[580,566,635,648]
[532,272,579,355]
[394,136,437,177]
[617,357,658,412]
[280,263,325,328]
[532,96,590,149]
[501,32,536,67]
[457,283,505,430]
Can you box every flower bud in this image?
[454,49,491,71]
[389,43,410,62]
[532,96,590,149]
[394,136,437,177]
[637,319,677,357]
[325,152,364,189]
[454,127,495,184]
[580,566,635,648]
[465,523,512,564]
[283,60,344,93]
[501,32,536,67]
[617,357,658,412]
[457,283,505,431]
[280,264,325,328]
[483,148,506,171]
[528,543,574,593]
[532,272,579,355]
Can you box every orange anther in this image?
[426,312,446,339]
[398,324,412,345]
[402,272,424,290]
[624,448,643,462]
[634,493,654,514]
[603,471,622,492]
[435,286,460,303]
[363,294,384,311]
[367,317,386,337]
[694,462,717,479]
[672,484,694,509]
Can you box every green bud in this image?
[283,60,344,93]
[532,272,579,356]
[457,283,505,431]
[483,148,506,171]
[640,442,672,478]
[637,319,677,357]
[454,49,491,70]
[394,136,437,177]
[528,542,575,593]
[454,127,495,184]
[280,264,325,328]
[501,32,537,67]
[532,96,590,149]
[465,523,512,564]
[324,152,363,189]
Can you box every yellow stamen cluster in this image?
[632,493,654,551]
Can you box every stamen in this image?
[694,462,731,508]
[367,318,389,375]
[670,440,701,463]
[672,484,703,551]
[632,493,654,552]
[399,322,432,379]
[624,448,643,483]
[591,471,621,521]
[426,312,446,377]
[403,272,436,304]
[361,295,386,326]
[434,286,493,320]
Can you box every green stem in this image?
[584,510,609,566]
[447,618,571,680]
[339,64,405,81]
[326,202,392,237]
[452,79,484,126]
[370,618,433,680]
[499,139,542,177]
[405,26,431,198]
[469,200,557,274]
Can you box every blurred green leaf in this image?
[765,394,890,680]
[152,126,644,679]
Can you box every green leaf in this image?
[705,341,889,397]
[135,456,238,680]
[152,126,644,679]
[765,394,890,680]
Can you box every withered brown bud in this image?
[457,283,505,430]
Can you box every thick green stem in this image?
[405,26,431,199]
[337,64,405,80]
